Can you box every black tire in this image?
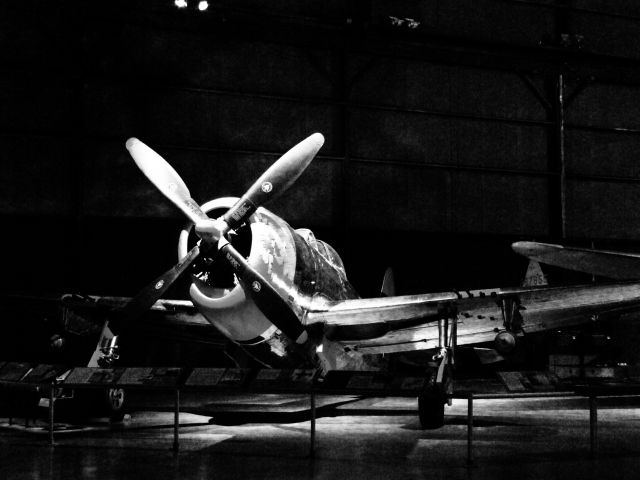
[418,393,445,429]
[105,388,126,422]
[73,388,126,421]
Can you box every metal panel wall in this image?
[4,1,640,295]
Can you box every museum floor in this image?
[1,395,640,480]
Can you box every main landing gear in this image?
[70,320,127,422]
[418,315,455,429]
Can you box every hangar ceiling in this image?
[3,0,640,296]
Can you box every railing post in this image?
[467,394,474,466]
[589,396,597,458]
[48,385,55,447]
[309,389,316,459]
[173,388,180,453]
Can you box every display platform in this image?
[2,362,640,462]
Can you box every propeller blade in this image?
[219,239,307,344]
[126,137,224,243]
[215,134,324,342]
[124,134,323,345]
[223,133,324,230]
[126,138,209,222]
[111,244,202,330]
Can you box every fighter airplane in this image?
[88,133,640,428]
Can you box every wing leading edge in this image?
[306,292,459,341]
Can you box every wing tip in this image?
[125,137,140,151]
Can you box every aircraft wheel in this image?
[418,392,445,429]
[74,388,126,421]
[105,388,126,422]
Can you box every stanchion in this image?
[467,394,474,466]
[48,385,55,446]
[589,396,597,458]
[173,389,180,452]
[309,389,316,459]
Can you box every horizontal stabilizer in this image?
[512,241,640,280]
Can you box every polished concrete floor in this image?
[1,395,640,479]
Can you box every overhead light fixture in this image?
[174,0,187,8]
[389,16,404,27]
[197,1,208,11]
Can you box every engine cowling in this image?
[177,197,357,364]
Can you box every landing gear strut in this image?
[494,295,524,355]
[97,335,120,368]
[79,321,126,421]
[89,321,120,368]
[419,313,455,429]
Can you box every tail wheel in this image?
[105,388,125,422]
[73,388,126,421]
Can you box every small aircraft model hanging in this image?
[88,133,640,428]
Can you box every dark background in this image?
[3,0,640,304]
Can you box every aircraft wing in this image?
[305,292,459,341]
[60,294,229,350]
[62,294,196,312]
[306,282,640,355]
[60,294,210,330]
[512,241,640,280]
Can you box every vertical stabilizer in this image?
[381,267,396,297]
[522,260,548,287]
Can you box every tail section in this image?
[522,260,548,287]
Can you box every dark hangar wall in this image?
[3,0,640,298]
